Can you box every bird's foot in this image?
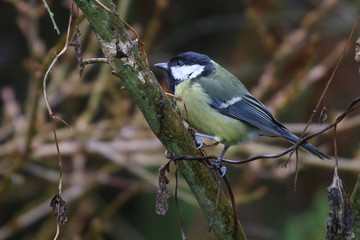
[213,157,226,177]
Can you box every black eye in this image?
[176,59,184,66]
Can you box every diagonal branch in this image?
[72,0,246,239]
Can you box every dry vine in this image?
[42,6,73,240]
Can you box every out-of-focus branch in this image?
[251,0,339,99]
[72,0,245,239]
[1,117,359,176]
[243,0,276,52]
[143,0,169,51]
[269,41,346,115]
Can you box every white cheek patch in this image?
[219,97,242,108]
[171,64,205,81]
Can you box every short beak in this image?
[154,62,168,71]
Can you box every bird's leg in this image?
[194,132,217,149]
[216,146,229,177]
[194,133,228,176]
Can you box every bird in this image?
[154,51,329,170]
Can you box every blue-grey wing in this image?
[209,93,330,160]
[210,94,288,137]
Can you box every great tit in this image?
[155,51,330,167]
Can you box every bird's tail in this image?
[279,129,330,160]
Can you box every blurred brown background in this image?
[0,0,360,239]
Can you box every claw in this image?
[214,157,226,177]
[195,137,204,149]
[219,166,227,177]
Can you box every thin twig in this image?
[333,125,339,169]
[42,0,60,35]
[300,14,360,138]
[294,149,299,191]
[42,7,73,240]
[53,222,60,240]
[93,0,112,12]
[222,175,239,240]
[165,93,188,119]
[208,171,221,233]
[43,11,73,115]
[51,119,64,196]
[92,0,149,68]
[174,161,187,240]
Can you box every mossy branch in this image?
[72,0,246,239]
[351,176,360,238]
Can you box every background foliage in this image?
[0,0,360,239]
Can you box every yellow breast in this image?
[175,80,256,145]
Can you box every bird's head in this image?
[155,52,214,92]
